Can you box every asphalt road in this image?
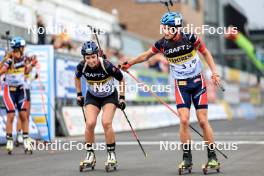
[1,118,264,176]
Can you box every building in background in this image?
[90,0,204,40]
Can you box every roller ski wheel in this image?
[79,160,96,172]
[7,150,12,155]
[24,148,33,155]
[15,142,20,147]
[202,162,220,175]
[79,151,96,172]
[105,162,117,172]
[178,161,192,175]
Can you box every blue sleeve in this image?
[4,59,12,68]
[104,60,123,81]
[151,38,164,53]
[75,62,84,78]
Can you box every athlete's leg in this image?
[178,108,191,143]
[85,104,100,143]
[3,85,16,152]
[81,104,100,165]
[175,80,193,167]
[16,116,22,132]
[102,103,117,166]
[101,103,116,144]
[192,75,219,165]
[6,112,15,136]
[196,109,214,144]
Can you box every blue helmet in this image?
[81,41,99,56]
[10,36,26,49]
[160,12,183,27]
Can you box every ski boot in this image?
[105,151,118,172]
[6,137,13,155]
[202,150,220,174]
[15,132,23,147]
[178,151,193,175]
[24,137,33,154]
[79,151,96,172]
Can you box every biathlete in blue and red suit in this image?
[0,37,37,154]
[121,12,221,169]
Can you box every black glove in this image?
[77,96,84,107]
[118,96,126,110]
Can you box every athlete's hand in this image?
[119,61,131,72]
[76,96,84,107]
[211,73,221,87]
[31,56,38,66]
[118,97,126,110]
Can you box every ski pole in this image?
[5,31,10,52]
[81,106,86,122]
[160,0,173,12]
[36,65,51,143]
[124,70,228,159]
[121,110,147,158]
[87,25,107,59]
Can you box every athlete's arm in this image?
[75,77,82,94]
[75,62,83,95]
[75,63,84,106]
[128,49,156,66]
[121,49,156,70]
[0,65,8,75]
[0,58,12,75]
[25,56,38,74]
[0,52,11,68]
[197,43,221,87]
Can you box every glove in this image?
[77,96,84,107]
[120,61,131,71]
[118,96,126,110]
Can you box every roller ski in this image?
[178,152,193,175]
[202,150,220,174]
[23,137,33,154]
[6,138,14,155]
[79,151,96,172]
[105,151,118,172]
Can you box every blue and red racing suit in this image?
[151,32,208,109]
[2,56,28,113]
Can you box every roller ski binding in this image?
[105,151,117,172]
[202,151,220,174]
[24,137,33,154]
[6,138,14,155]
[178,152,192,175]
[79,151,96,172]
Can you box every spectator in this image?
[36,14,46,45]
